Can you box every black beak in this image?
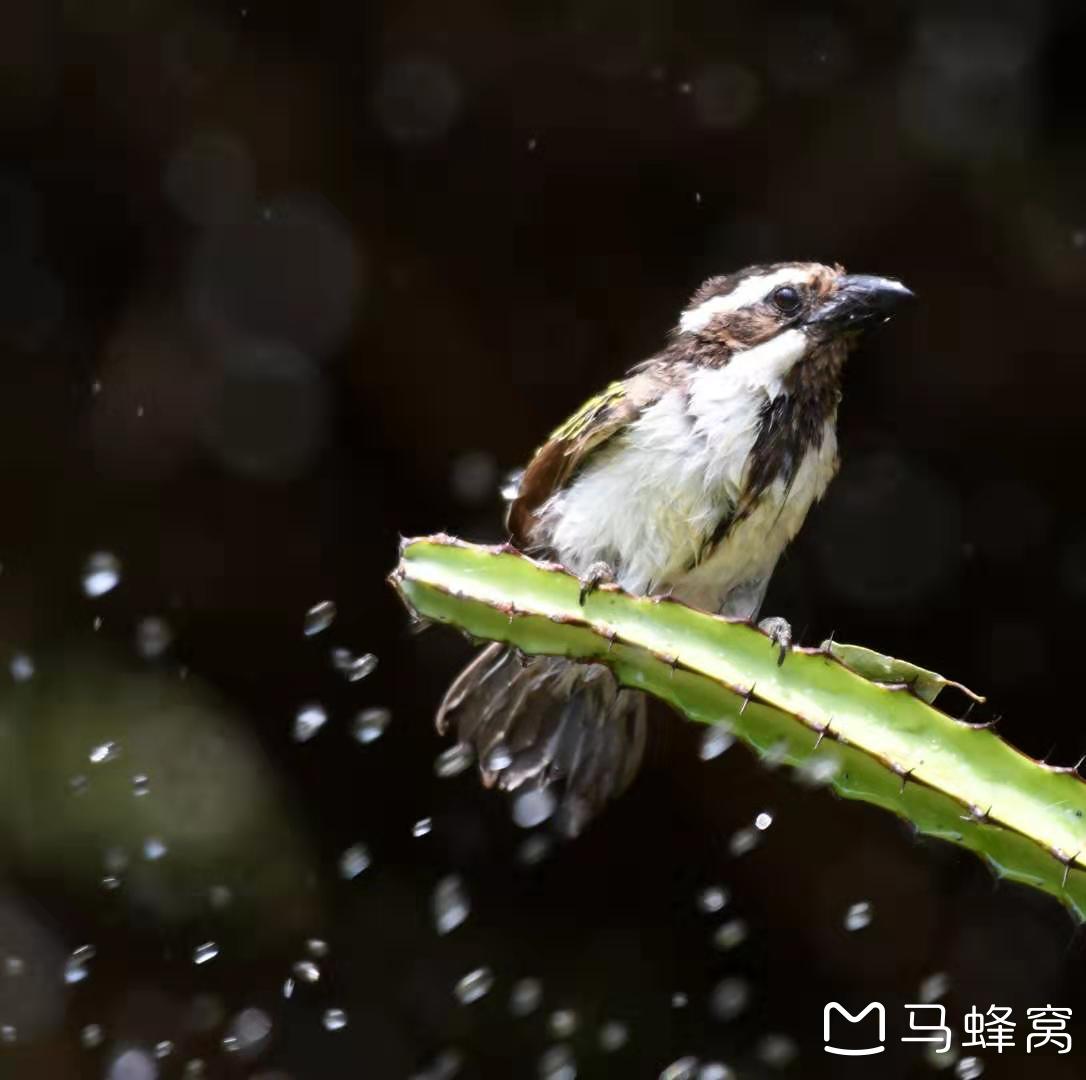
[806,274,913,333]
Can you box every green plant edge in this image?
[391,535,1086,921]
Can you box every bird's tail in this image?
[436,644,646,835]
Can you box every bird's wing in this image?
[506,370,667,548]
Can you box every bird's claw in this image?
[758,615,792,666]
[579,561,616,606]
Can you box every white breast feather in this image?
[537,329,836,608]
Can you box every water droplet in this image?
[454,966,494,1005]
[660,1057,698,1080]
[920,971,951,1003]
[434,743,474,778]
[10,653,34,682]
[797,753,840,786]
[698,1065,735,1080]
[338,843,371,880]
[509,977,543,1017]
[182,1060,206,1079]
[292,959,320,983]
[208,885,232,909]
[306,938,329,958]
[484,743,513,772]
[154,1041,174,1060]
[83,552,122,597]
[518,834,552,865]
[955,1057,984,1079]
[341,652,378,682]
[412,817,433,838]
[699,726,734,761]
[538,1043,576,1080]
[549,1010,578,1039]
[712,918,748,951]
[132,774,150,797]
[450,450,498,504]
[709,977,750,1020]
[696,886,728,913]
[598,1020,628,1052]
[304,601,336,636]
[281,977,295,999]
[844,900,873,931]
[64,944,96,984]
[352,707,391,744]
[2,955,24,977]
[512,787,556,828]
[68,774,90,796]
[107,1047,157,1080]
[433,875,470,935]
[101,875,122,891]
[136,617,172,659]
[754,810,774,831]
[90,741,121,765]
[80,1023,105,1048]
[0,1024,15,1044]
[143,837,168,861]
[222,1007,272,1056]
[728,827,760,857]
[104,847,129,874]
[292,703,327,743]
[192,941,219,966]
[757,1033,797,1068]
[322,1008,348,1032]
[500,469,523,502]
[763,739,789,768]
[671,992,689,1008]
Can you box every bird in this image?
[437,261,912,835]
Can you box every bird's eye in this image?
[771,285,803,315]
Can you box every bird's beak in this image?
[806,274,914,334]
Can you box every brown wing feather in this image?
[506,365,671,549]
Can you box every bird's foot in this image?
[579,561,616,606]
[757,615,792,666]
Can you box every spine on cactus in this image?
[390,535,1086,920]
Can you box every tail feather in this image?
[436,644,646,834]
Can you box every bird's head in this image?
[674,261,912,373]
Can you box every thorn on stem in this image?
[739,684,755,717]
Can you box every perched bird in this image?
[438,262,912,834]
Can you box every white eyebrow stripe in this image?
[679,267,809,334]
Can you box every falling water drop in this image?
[82,552,122,597]
[293,703,327,743]
[352,707,391,744]
[304,601,336,636]
[509,977,543,1017]
[512,788,556,828]
[696,886,729,913]
[699,726,734,761]
[434,743,474,778]
[454,966,494,1005]
[89,741,121,765]
[338,843,371,880]
[64,944,96,985]
[598,1020,628,1052]
[322,1008,348,1032]
[712,918,749,951]
[844,901,873,932]
[10,653,34,682]
[433,875,470,935]
[192,942,219,966]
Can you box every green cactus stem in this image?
[390,534,1086,920]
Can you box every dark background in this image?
[1,0,1086,1077]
